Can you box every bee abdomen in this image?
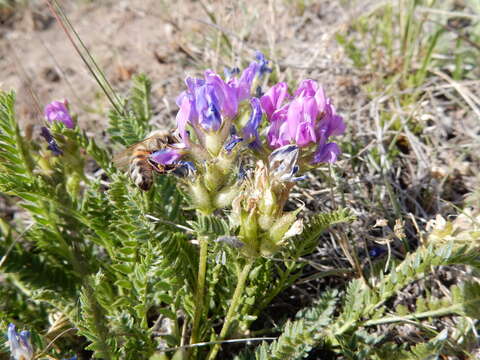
[130,156,153,191]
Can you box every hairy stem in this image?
[207,259,254,360]
[190,236,209,346]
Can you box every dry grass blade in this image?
[44,0,124,115]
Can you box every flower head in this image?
[242,98,263,149]
[7,323,34,360]
[254,51,272,78]
[175,52,269,144]
[40,126,63,156]
[261,79,345,164]
[231,145,305,256]
[44,100,74,129]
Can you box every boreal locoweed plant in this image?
[0,50,479,360]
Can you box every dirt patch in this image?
[0,1,356,133]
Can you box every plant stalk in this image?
[363,305,459,327]
[207,259,254,360]
[190,236,209,345]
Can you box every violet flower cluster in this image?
[150,52,270,166]
[150,54,344,172]
[147,53,345,254]
[261,79,345,164]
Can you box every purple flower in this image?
[40,126,63,156]
[261,79,345,164]
[149,149,183,165]
[175,71,238,144]
[229,52,270,101]
[242,98,263,149]
[44,100,74,129]
[254,51,272,78]
[313,142,341,163]
[260,82,289,119]
[195,84,222,132]
[7,323,34,360]
[174,53,271,153]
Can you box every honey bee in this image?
[113,130,180,191]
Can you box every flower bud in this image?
[239,208,258,249]
[215,148,238,176]
[268,209,301,244]
[261,217,303,256]
[189,179,213,214]
[214,184,239,209]
[66,173,81,199]
[204,131,225,156]
[203,162,225,192]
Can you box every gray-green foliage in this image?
[0,82,355,359]
[1,77,478,359]
[241,236,480,360]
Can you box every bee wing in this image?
[112,148,134,169]
[113,133,174,169]
[112,137,154,169]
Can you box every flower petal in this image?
[236,62,259,101]
[268,144,300,181]
[44,100,74,128]
[260,82,289,119]
[294,79,318,97]
[150,149,183,165]
[243,97,263,149]
[313,142,341,163]
[195,84,222,132]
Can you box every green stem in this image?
[207,259,254,360]
[363,305,460,327]
[190,236,209,345]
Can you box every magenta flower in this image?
[44,100,74,129]
[260,82,289,119]
[261,79,345,163]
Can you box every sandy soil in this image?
[0,0,358,134]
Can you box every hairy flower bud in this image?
[203,162,226,192]
[214,184,240,209]
[268,210,301,244]
[231,145,305,256]
[189,179,213,214]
